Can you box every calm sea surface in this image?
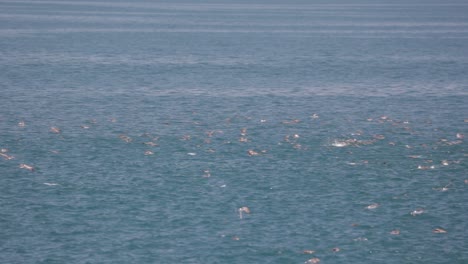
[1,1,467,263]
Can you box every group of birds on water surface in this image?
[1,113,466,263]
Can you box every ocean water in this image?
[1,1,467,263]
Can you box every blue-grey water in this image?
[1,1,467,263]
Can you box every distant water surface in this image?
[1,1,467,263]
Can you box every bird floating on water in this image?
[19,163,34,171]
[50,127,61,133]
[305,257,320,264]
[410,208,425,216]
[0,153,14,160]
[366,203,380,210]
[433,228,447,233]
[247,150,259,156]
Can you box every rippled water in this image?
[1,1,467,263]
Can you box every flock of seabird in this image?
[1,114,466,263]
